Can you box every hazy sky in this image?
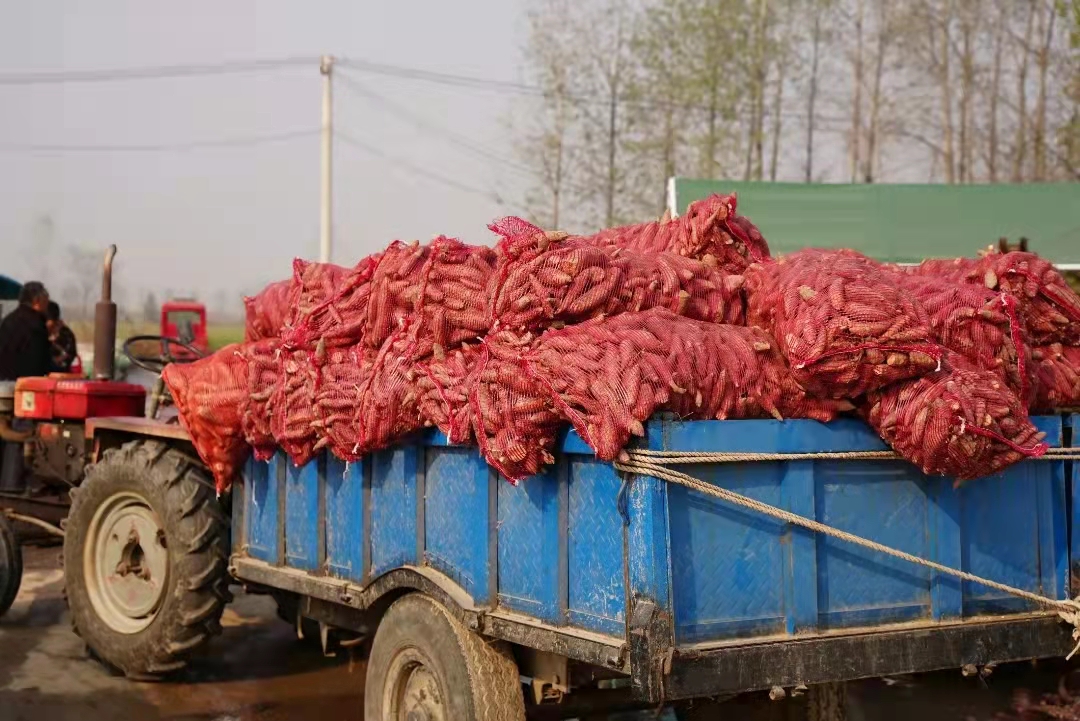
[1,1,531,313]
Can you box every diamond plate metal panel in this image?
[669,463,787,643]
[498,465,559,622]
[425,448,490,601]
[567,458,625,636]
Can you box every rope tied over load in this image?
[613,447,1080,660]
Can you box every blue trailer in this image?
[214,414,1078,719]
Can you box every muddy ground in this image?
[0,545,1068,721]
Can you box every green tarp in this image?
[672,179,1080,264]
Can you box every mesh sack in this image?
[240,339,281,461]
[863,351,1048,481]
[281,255,380,349]
[745,249,941,398]
[312,344,376,462]
[522,309,849,464]
[354,327,425,454]
[408,236,495,356]
[270,348,320,466]
[895,273,1031,402]
[244,280,291,342]
[488,237,745,332]
[162,345,249,492]
[912,251,1080,345]
[470,332,560,482]
[1030,344,1080,412]
[416,342,481,444]
[364,240,431,349]
[572,194,770,272]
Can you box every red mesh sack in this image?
[574,194,770,272]
[521,309,849,465]
[355,328,425,454]
[241,339,281,461]
[416,343,481,444]
[244,280,291,342]
[912,252,1080,345]
[895,273,1031,402]
[745,250,941,398]
[470,333,560,482]
[1030,344,1080,412]
[488,237,745,332]
[313,344,376,462]
[408,236,495,355]
[365,240,431,349]
[162,345,249,492]
[863,352,1048,481]
[282,255,380,349]
[270,348,319,466]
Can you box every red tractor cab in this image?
[160,299,207,356]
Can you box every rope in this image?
[624,448,1080,463]
[614,451,1080,660]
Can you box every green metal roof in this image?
[671,179,1080,265]
[0,275,20,301]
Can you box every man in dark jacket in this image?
[46,301,78,373]
[0,281,52,380]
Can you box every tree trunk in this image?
[850,0,865,183]
[770,57,785,182]
[1033,0,1056,181]
[937,1,956,184]
[1012,0,1036,182]
[605,88,618,227]
[863,6,888,184]
[958,12,975,183]
[988,2,1005,182]
[805,8,822,183]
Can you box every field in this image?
[68,319,245,353]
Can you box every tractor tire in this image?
[365,593,526,721]
[0,513,22,617]
[63,440,231,678]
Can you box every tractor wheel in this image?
[0,513,22,617]
[365,593,525,721]
[63,440,231,678]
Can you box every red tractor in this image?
[0,246,231,679]
[160,298,208,357]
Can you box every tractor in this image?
[0,246,231,678]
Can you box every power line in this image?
[336,72,537,178]
[334,129,496,200]
[0,129,319,153]
[0,56,319,86]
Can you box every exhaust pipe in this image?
[93,245,118,381]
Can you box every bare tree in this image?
[1012,0,1037,181]
[63,247,101,321]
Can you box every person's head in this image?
[46,301,62,333]
[18,281,49,315]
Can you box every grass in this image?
[66,320,246,353]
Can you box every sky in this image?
[0,0,532,316]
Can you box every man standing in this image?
[46,302,78,374]
[0,282,52,380]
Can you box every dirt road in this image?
[0,546,1067,721]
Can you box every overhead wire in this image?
[0,129,319,153]
[0,56,319,85]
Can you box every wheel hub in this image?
[386,650,447,721]
[84,492,169,634]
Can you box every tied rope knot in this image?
[1059,599,1080,661]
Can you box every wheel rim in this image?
[83,492,169,634]
[383,647,447,721]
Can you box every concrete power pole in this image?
[319,55,334,264]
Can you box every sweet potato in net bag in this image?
[312,344,376,462]
[488,238,744,332]
[408,236,495,355]
[894,273,1031,401]
[244,280,291,342]
[912,252,1080,345]
[522,309,848,464]
[282,255,380,349]
[746,249,941,398]
[365,240,431,349]
[355,328,425,454]
[470,333,560,482]
[1030,344,1080,412]
[270,349,320,466]
[415,343,480,444]
[240,339,281,461]
[162,345,249,492]
[864,352,1047,481]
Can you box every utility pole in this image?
[319,55,334,264]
